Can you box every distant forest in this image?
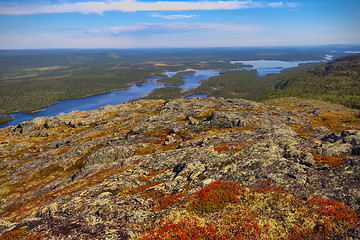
[0,46,359,115]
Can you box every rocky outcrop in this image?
[0,97,359,239]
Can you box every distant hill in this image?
[261,54,360,109]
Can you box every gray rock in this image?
[316,142,353,156]
[1,97,360,239]
[86,146,134,166]
[341,130,360,146]
[300,152,316,167]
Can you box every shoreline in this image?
[0,81,146,116]
[0,70,193,116]
[0,116,13,124]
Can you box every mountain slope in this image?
[0,97,359,239]
[261,54,360,109]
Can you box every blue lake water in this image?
[230,60,322,76]
[0,59,324,128]
[184,93,208,99]
[164,69,220,90]
[0,69,219,128]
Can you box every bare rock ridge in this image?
[0,97,359,239]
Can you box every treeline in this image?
[156,70,195,86]
[0,115,12,124]
[259,54,360,109]
[146,62,322,100]
[1,49,359,114]
[144,55,360,110]
[0,64,166,114]
[142,87,183,100]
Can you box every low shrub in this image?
[312,151,346,168]
[188,181,244,213]
[141,180,358,240]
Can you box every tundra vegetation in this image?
[0,95,359,239]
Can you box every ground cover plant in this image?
[0,96,359,239]
[140,181,358,240]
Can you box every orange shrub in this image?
[140,219,220,240]
[0,228,44,240]
[188,181,244,213]
[141,180,358,240]
[312,151,346,168]
[155,193,185,211]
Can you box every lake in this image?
[0,59,323,128]
[0,69,219,128]
[230,60,322,76]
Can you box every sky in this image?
[0,0,359,49]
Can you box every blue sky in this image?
[0,0,359,49]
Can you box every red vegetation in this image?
[221,205,270,239]
[155,193,185,211]
[140,219,219,240]
[141,180,358,240]
[250,179,286,196]
[126,181,163,195]
[0,228,43,240]
[213,142,250,152]
[289,196,359,240]
[189,181,244,213]
[142,188,185,211]
[311,151,346,168]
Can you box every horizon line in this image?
[1,44,360,51]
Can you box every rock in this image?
[86,146,134,166]
[164,135,177,145]
[1,97,359,239]
[31,117,47,127]
[352,146,360,155]
[281,139,301,159]
[341,130,360,146]
[173,162,186,175]
[316,142,353,156]
[300,153,316,167]
[186,116,200,125]
[208,111,252,128]
[309,126,331,139]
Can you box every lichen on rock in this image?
[0,97,359,239]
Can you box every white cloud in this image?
[268,1,300,8]
[86,22,262,36]
[0,0,297,15]
[38,34,49,38]
[151,14,198,19]
[286,2,300,8]
[24,36,35,42]
[267,1,283,8]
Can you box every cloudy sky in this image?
[0,0,359,49]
